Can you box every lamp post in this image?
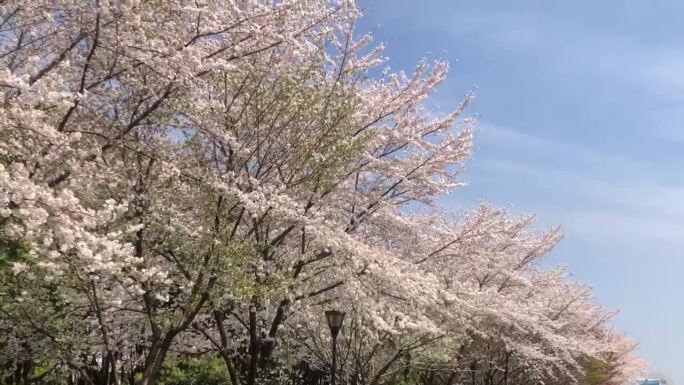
[325,310,345,385]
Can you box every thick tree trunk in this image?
[140,334,174,385]
[218,350,241,385]
[140,351,165,385]
[214,311,242,385]
[246,306,260,385]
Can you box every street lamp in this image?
[325,310,345,385]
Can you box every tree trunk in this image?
[246,306,260,385]
[140,334,174,385]
[214,311,242,385]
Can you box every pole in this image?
[331,335,337,385]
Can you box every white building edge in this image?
[635,379,667,385]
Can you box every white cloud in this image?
[465,121,684,250]
[443,5,684,111]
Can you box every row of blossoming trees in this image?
[0,1,644,385]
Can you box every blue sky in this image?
[358,1,684,383]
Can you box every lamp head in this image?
[325,310,346,338]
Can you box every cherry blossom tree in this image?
[278,208,644,385]
[0,1,643,385]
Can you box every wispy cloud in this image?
[442,5,684,93]
[437,4,684,142]
[466,122,684,251]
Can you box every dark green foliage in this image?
[0,238,30,269]
[157,355,230,385]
